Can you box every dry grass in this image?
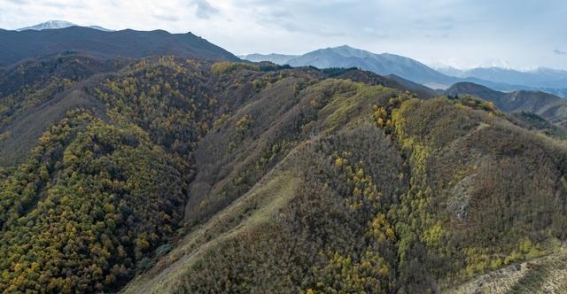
[121,164,302,294]
[445,249,567,294]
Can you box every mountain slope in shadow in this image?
[0,27,239,67]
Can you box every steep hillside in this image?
[0,54,130,165]
[510,112,567,139]
[446,251,567,294]
[122,64,567,293]
[0,27,239,67]
[0,55,368,292]
[446,82,567,126]
[2,56,567,293]
[0,56,227,292]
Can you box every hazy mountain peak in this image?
[323,45,374,58]
[283,45,455,86]
[16,20,112,31]
[17,20,77,31]
[330,44,361,53]
[239,53,298,64]
[243,45,567,98]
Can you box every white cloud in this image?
[193,0,218,19]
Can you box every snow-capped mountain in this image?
[16,20,112,31]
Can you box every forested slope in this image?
[0,56,222,292]
[1,55,567,293]
[124,63,567,293]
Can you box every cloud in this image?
[153,14,179,22]
[193,0,218,19]
[254,9,346,37]
[554,49,567,55]
[43,0,88,9]
[414,17,455,31]
[105,0,120,7]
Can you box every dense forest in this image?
[1,54,567,293]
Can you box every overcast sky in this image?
[1,0,566,70]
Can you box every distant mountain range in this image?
[0,26,238,66]
[445,82,567,126]
[17,20,112,32]
[242,46,455,87]
[240,53,298,65]
[244,48,567,127]
[437,66,567,97]
[242,46,567,98]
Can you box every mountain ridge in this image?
[0,26,239,67]
[242,46,567,97]
[243,45,457,86]
[438,66,567,96]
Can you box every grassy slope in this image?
[446,250,567,294]
[122,167,301,294]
